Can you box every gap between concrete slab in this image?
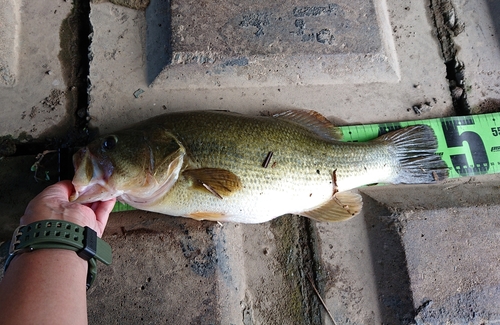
[59,0,93,139]
[429,0,469,115]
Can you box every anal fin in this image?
[301,191,363,222]
[188,211,226,221]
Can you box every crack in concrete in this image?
[429,0,470,115]
[269,217,323,324]
[58,0,89,137]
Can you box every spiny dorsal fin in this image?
[301,191,363,222]
[183,168,242,198]
[272,109,343,141]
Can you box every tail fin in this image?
[377,125,449,184]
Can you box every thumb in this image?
[91,198,116,235]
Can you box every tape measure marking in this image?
[339,112,500,178]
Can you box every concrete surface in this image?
[152,0,400,88]
[0,0,73,139]
[87,0,452,135]
[0,200,323,324]
[403,206,500,324]
[0,0,20,87]
[1,0,500,324]
[453,0,500,113]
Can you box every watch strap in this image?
[5,220,112,290]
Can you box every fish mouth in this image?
[69,184,119,203]
[70,183,118,203]
[70,147,120,203]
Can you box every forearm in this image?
[0,249,88,325]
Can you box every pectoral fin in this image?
[183,168,242,199]
[301,191,363,222]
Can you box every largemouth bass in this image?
[71,110,448,223]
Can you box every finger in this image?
[92,199,116,217]
[21,181,76,225]
[40,180,75,201]
[89,202,99,211]
[93,198,116,229]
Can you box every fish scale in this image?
[167,112,387,191]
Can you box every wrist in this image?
[5,220,112,290]
[9,248,88,273]
[0,248,89,324]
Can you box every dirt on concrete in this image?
[471,98,500,114]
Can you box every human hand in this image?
[20,180,116,237]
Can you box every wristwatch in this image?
[4,220,112,290]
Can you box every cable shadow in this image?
[361,193,416,324]
[145,0,172,84]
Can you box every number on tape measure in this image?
[441,117,489,176]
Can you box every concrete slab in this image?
[0,0,20,87]
[315,205,382,324]
[314,194,416,324]
[151,0,400,88]
[453,0,500,113]
[401,206,500,323]
[87,213,224,324]
[88,0,452,135]
[87,212,321,325]
[0,0,73,139]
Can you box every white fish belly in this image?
[143,177,336,223]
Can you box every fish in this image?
[70,110,448,224]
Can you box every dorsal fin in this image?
[272,109,343,140]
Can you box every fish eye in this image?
[102,136,117,151]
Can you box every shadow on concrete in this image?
[145,0,172,84]
[362,194,416,324]
[487,0,500,49]
[0,155,58,240]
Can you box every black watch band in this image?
[4,220,112,290]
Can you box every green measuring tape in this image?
[111,112,500,212]
[339,112,500,179]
